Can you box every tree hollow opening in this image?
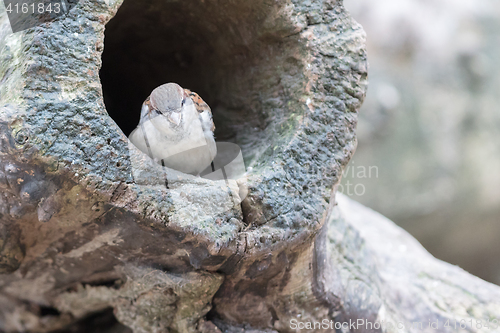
[99,0,305,166]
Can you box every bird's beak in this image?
[168,112,182,126]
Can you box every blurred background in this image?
[342,0,500,285]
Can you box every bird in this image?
[129,83,217,176]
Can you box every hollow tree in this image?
[0,0,499,332]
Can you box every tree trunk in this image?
[1,0,497,332]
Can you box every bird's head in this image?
[150,83,187,127]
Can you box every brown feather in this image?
[184,89,215,132]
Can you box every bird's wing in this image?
[139,96,152,121]
[184,89,215,132]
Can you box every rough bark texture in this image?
[1,0,496,332]
[0,0,365,330]
[323,194,500,333]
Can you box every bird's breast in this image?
[130,98,216,175]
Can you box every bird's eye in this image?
[181,98,186,107]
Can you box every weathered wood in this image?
[3,0,496,332]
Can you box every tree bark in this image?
[1,0,496,332]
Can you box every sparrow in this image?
[129,83,217,176]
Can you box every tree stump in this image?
[1,0,497,332]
